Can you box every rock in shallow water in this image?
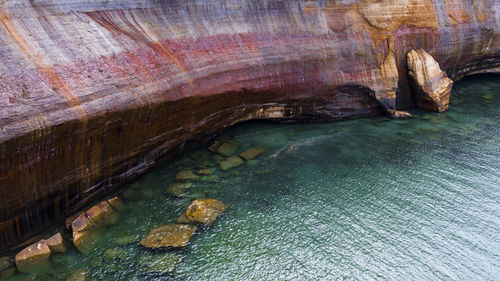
[71,197,123,253]
[15,240,51,273]
[407,49,454,112]
[175,170,199,181]
[239,148,265,160]
[66,269,87,281]
[166,182,193,197]
[139,224,197,249]
[185,199,227,226]
[45,233,66,254]
[219,156,245,171]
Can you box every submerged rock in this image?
[197,169,214,175]
[219,156,245,171]
[71,197,122,253]
[217,141,238,156]
[139,224,197,249]
[407,49,454,112]
[208,140,238,156]
[66,269,87,281]
[166,182,193,197]
[15,240,51,273]
[104,248,127,260]
[138,253,183,275]
[199,174,220,183]
[184,199,227,226]
[175,170,199,181]
[239,148,265,160]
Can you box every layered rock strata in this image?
[407,49,454,112]
[0,0,499,252]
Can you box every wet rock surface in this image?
[139,224,197,249]
[407,49,454,112]
[184,199,228,226]
[15,241,51,273]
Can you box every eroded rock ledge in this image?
[0,0,499,252]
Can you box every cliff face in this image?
[0,0,499,252]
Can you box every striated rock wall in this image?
[0,0,499,252]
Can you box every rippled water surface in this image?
[7,75,500,280]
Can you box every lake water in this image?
[5,74,499,280]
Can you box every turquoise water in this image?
[6,74,500,280]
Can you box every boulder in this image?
[45,233,66,253]
[184,199,227,226]
[15,240,51,273]
[71,197,122,253]
[166,182,193,197]
[139,224,197,249]
[86,200,119,226]
[407,49,454,112]
[219,156,245,171]
[175,170,199,181]
[239,148,265,160]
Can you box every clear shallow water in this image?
[7,75,499,280]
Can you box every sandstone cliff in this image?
[0,0,499,252]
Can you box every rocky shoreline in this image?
[0,0,499,253]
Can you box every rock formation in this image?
[407,49,454,112]
[0,0,499,252]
